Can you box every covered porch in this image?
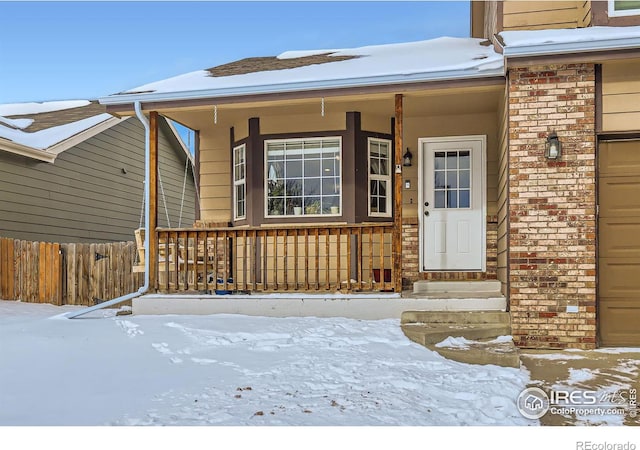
[132,80,506,296]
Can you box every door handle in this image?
[424,201,429,207]
[424,211,429,217]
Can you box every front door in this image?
[420,136,485,271]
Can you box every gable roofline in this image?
[44,116,128,160]
[0,138,57,163]
[0,116,126,163]
[165,119,194,165]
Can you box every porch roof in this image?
[99,37,504,107]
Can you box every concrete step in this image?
[401,310,510,325]
[401,322,519,368]
[400,309,517,367]
[401,323,511,346]
[413,280,502,295]
[430,340,521,368]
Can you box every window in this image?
[433,150,471,209]
[368,138,392,217]
[233,144,246,220]
[609,0,640,16]
[265,137,341,217]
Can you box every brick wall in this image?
[401,218,420,289]
[401,216,498,289]
[508,64,597,349]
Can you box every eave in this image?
[0,116,126,163]
[0,139,57,163]
[502,35,640,58]
[101,72,506,115]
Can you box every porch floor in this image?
[133,290,506,320]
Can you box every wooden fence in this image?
[0,237,143,306]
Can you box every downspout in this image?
[65,101,150,318]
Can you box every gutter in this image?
[98,67,505,106]
[65,101,150,318]
[502,36,640,58]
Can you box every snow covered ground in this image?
[0,300,533,427]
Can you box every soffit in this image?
[161,85,504,131]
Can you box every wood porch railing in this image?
[154,223,395,293]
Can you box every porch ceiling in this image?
[159,85,504,131]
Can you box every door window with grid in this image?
[433,150,471,209]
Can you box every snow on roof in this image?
[104,37,503,102]
[277,49,344,59]
[0,114,112,150]
[0,100,113,152]
[500,25,640,55]
[0,100,91,117]
[0,116,33,130]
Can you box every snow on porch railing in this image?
[154,223,395,293]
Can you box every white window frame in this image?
[233,144,246,221]
[608,0,640,17]
[367,137,393,218]
[264,136,342,218]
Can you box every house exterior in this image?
[0,100,196,243]
[99,1,640,349]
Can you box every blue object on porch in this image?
[215,277,234,295]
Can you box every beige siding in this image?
[496,89,509,295]
[402,112,499,219]
[503,1,583,30]
[0,118,195,243]
[602,59,640,132]
[261,113,346,135]
[361,113,391,134]
[233,119,249,141]
[199,129,231,222]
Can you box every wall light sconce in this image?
[545,131,562,160]
[403,147,413,166]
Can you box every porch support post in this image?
[149,111,159,292]
[393,94,403,292]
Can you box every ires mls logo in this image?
[517,387,637,420]
[517,387,550,419]
[549,389,597,405]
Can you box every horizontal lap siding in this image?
[199,131,231,223]
[602,59,640,132]
[0,118,195,243]
[503,1,582,30]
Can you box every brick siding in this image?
[507,64,597,349]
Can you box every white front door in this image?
[420,136,485,271]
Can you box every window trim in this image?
[233,143,246,221]
[608,0,640,17]
[263,136,343,218]
[367,137,393,218]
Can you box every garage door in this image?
[599,140,640,346]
